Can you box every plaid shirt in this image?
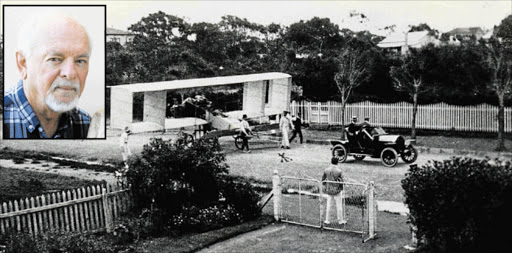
[3,80,91,139]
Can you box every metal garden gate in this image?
[272,170,377,242]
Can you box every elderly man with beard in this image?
[3,14,91,138]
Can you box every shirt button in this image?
[39,127,43,132]
[28,125,34,129]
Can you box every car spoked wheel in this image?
[354,155,366,161]
[381,147,398,167]
[332,145,348,163]
[401,146,418,164]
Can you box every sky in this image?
[1,1,512,35]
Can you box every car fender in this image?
[329,139,348,148]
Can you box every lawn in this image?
[0,166,104,203]
[1,128,508,204]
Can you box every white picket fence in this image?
[0,184,130,236]
[290,101,512,133]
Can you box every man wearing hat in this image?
[279,110,294,149]
[120,126,131,163]
[359,117,374,146]
[347,116,360,147]
[239,114,253,153]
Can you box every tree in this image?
[128,12,199,82]
[334,46,372,139]
[495,15,512,42]
[409,23,439,38]
[106,41,136,86]
[484,39,512,151]
[390,46,437,140]
[285,17,345,101]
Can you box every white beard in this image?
[45,78,81,113]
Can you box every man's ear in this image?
[16,51,28,80]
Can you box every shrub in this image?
[402,157,512,252]
[125,136,262,235]
[218,176,261,221]
[126,137,229,216]
[170,205,242,232]
[0,232,42,253]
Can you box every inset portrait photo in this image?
[3,5,106,139]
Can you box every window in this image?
[109,37,120,43]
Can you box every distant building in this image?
[106,28,135,46]
[445,27,485,40]
[377,31,439,55]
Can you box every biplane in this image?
[110,73,292,148]
[163,95,282,148]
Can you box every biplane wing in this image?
[164,117,209,130]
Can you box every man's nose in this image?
[60,59,77,80]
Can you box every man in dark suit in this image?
[359,117,374,148]
[347,116,361,149]
[289,112,303,144]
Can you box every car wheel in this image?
[332,146,348,163]
[234,136,243,150]
[401,146,418,164]
[354,155,366,161]
[381,147,398,167]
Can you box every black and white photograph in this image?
[0,1,511,252]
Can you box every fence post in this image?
[364,181,377,242]
[102,187,113,233]
[272,170,282,221]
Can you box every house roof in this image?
[111,72,291,93]
[377,31,429,48]
[107,27,133,35]
[446,27,484,37]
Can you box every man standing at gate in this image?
[322,157,347,225]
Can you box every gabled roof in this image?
[112,72,291,93]
[107,27,133,35]
[377,31,430,48]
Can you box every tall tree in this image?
[485,14,512,151]
[285,17,345,101]
[485,38,512,151]
[390,46,437,140]
[334,46,372,139]
[128,11,195,81]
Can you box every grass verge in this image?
[0,166,105,203]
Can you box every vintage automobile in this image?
[329,126,418,167]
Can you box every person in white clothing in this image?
[120,126,131,164]
[279,111,294,149]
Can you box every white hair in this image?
[17,12,92,59]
